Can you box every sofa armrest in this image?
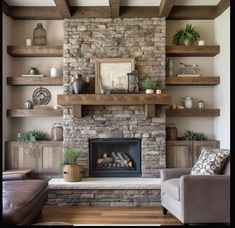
[180,175,230,223]
[160,168,191,182]
[3,173,26,181]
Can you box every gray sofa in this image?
[160,158,230,224]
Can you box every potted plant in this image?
[173,24,200,46]
[178,130,208,141]
[142,78,156,94]
[62,148,84,182]
[17,130,49,144]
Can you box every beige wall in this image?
[214,8,230,149]
[6,20,64,139]
[166,20,216,139]
[2,13,13,169]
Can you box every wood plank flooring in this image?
[34,206,182,225]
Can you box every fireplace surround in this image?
[89,138,141,177]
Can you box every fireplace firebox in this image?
[89,138,141,177]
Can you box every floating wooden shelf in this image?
[165,76,220,86]
[7,77,63,86]
[166,45,220,57]
[57,93,171,118]
[7,109,63,117]
[166,109,220,117]
[7,46,63,57]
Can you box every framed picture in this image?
[95,58,135,94]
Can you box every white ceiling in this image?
[5,0,221,7]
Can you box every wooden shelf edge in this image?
[166,45,220,57]
[166,108,220,117]
[7,77,63,86]
[165,76,220,86]
[7,109,63,117]
[7,46,63,57]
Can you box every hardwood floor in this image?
[34,206,182,225]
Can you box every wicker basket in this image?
[63,165,84,182]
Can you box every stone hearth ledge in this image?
[49,178,161,190]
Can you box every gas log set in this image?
[96,152,134,169]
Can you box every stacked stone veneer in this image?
[63,18,166,178]
[47,189,161,207]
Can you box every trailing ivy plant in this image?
[17,130,49,144]
[173,24,200,45]
[178,130,208,141]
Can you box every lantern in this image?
[127,70,139,93]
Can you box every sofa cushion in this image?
[190,148,230,175]
[3,180,48,225]
[162,178,180,201]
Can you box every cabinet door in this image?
[39,142,63,173]
[166,141,193,168]
[193,141,220,164]
[6,142,42,171]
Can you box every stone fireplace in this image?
[89,138,141,177]
[63,17,166,178]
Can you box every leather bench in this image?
[3,173,48,225]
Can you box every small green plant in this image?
[63,148,80,165]
[173,24,200,45]
[28,67,40,75]
[178,130,208,141]
[17,130,49,144]
[142,78,156,90]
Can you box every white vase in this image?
[50,65,57,77]
[182,96,193,109]
[146,89,154,94]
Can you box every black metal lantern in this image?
[33,23,47,46]
[127,70,139,93]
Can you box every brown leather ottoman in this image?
[3,179,48,225]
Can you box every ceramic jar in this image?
[182,96,193,109]
[51,123,63,141]
[72,74,83,94]
[197,100,205,109]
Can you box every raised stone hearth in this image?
[47,178,161,207]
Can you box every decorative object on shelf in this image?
[177,62,200,77]
[166,58,174,77]
[62,148,84,182]
[173,24,200,46]
[177,105,185,109]
[172,104,177,109]
[198,40,205,46]
[71,74,83,94]
[197,100,205,109]
[50,65,57,77]
[51,123,63,141]
[33,23,47,46]
[32,87,51,105]
[22,67,44,77]
[127,70,139,93]
[95,58,134,94]
[181,96,193,109]
[178,130,208,141]
[142,78,156,94]
[16,130,49,144]
[24,100,33,109]
[26,38,32,46]
[166,123,177,141]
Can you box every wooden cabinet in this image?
[166,140,220,168]
[6,141,63,174]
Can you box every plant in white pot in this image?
[173,24,200,46]
[142,78,156,94]
[62,148,84,182]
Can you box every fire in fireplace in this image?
[89,138,141,177]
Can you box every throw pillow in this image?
[190,148,230,175]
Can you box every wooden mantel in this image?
[57,93,171,118]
